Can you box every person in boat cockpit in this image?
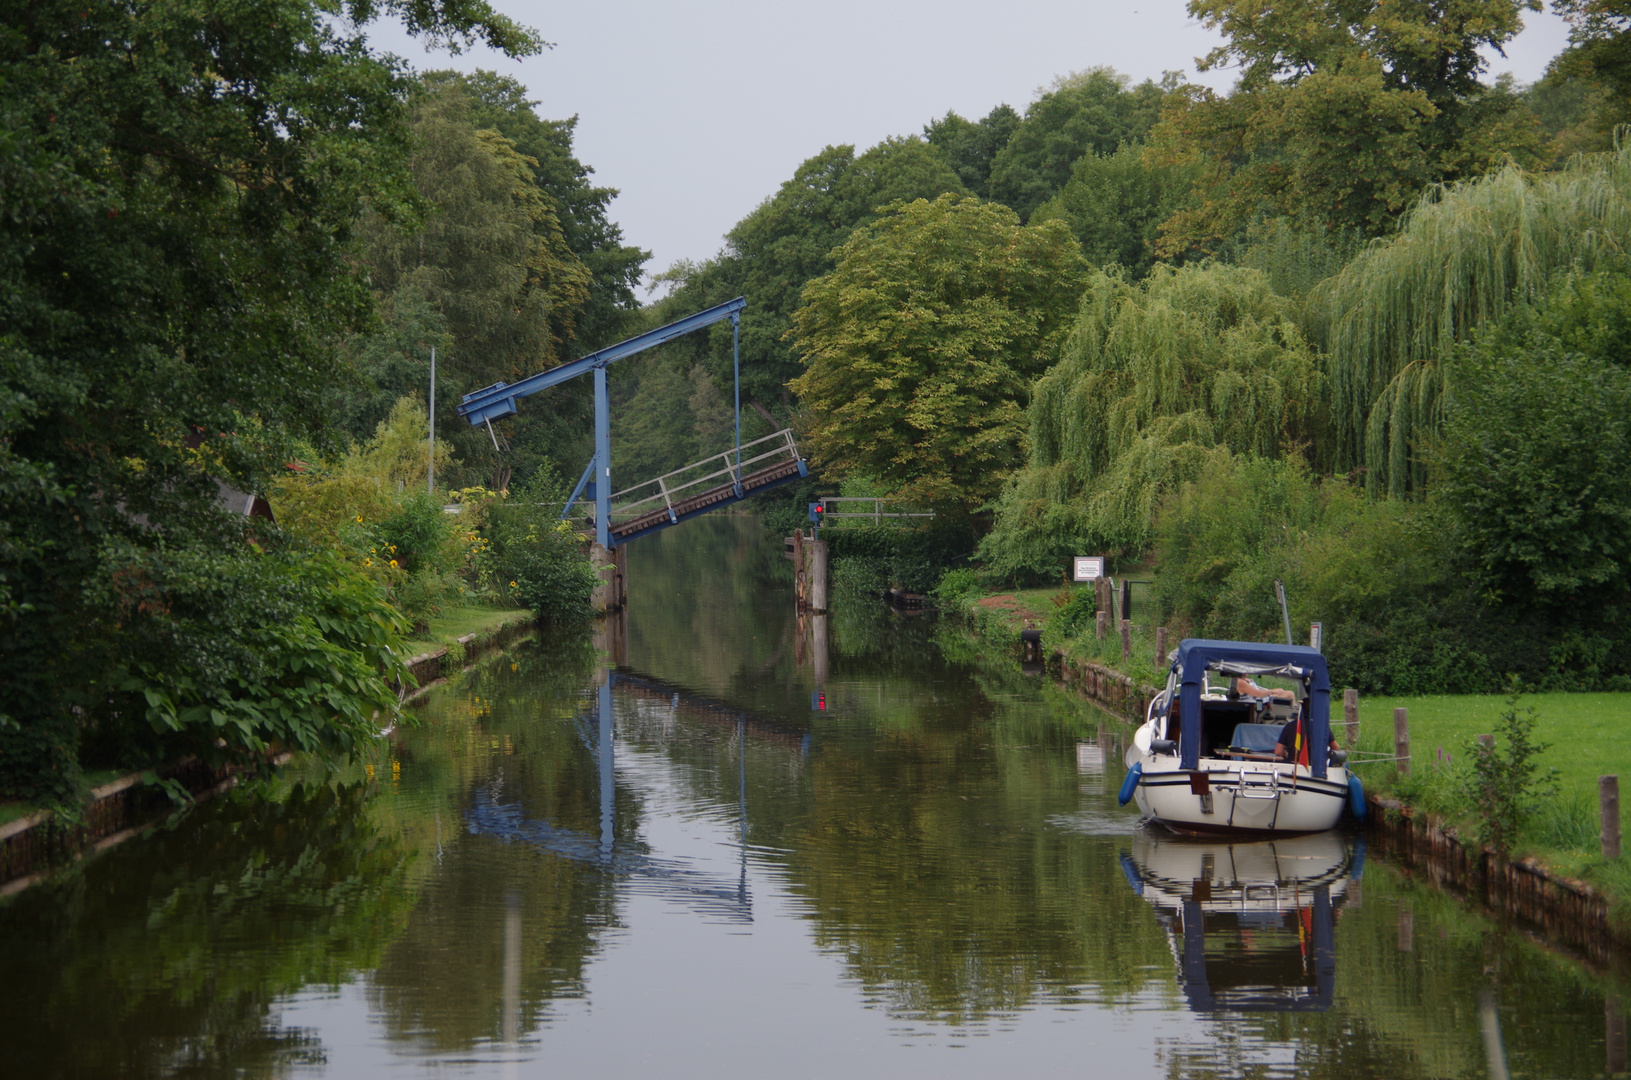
[1234,676,1294,702]
[1274,713,1339,765]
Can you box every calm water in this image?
[3,515,1629,1078]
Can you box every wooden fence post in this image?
[1602,776,1621,860]
[1394,707,1411,777]
[1096,610,1107,640]
[1154,626,1168,668]
[1120,619,1131,664]
[1343,689,1359,748]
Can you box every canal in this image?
[2,515,1628,1078]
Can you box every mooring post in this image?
[1602,776,1621,860]
[807,538,828,614]
[792,530,806,609]
[1154,626,1168,668]
[1343,688,1359,748]
[1120,619,1131,664]
[1394,707,1411,776]
[1095,610,1107,640]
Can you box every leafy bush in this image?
[70,533,410,786]
[1050,586,1098,639]
[930,568,983,608]
[1458,690,1559,859]
[1151,451,1631,694]
[486,468,598,621]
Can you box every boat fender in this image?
[1347,773,1367,821]
[1118,762,1143,806]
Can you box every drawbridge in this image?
[457,297,807,548]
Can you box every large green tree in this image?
[788,195,1085,511]
[985,68,1167,222]
[1030,142,1202,277]
[0,0,538,802]
[1149,0,1551,250]
[658,138,969,432]
[350,79,593,489]
[923,104,1022,199]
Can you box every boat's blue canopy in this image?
[1170,639,1333,778]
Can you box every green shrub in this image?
[486,468,598,622]
[1458,690,1560,859]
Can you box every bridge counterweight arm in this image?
[456,296,748,426]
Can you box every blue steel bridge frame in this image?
[456,296,803,548]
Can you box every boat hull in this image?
[1129,755,1348,836]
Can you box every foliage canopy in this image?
[789,195,1085,511]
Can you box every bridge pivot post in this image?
[594,365,611,549]
[732,312,743,497]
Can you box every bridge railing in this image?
[610,428,801,527]
[815,496,935,528]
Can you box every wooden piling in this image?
[1154,626,1167,668]
[807,539,828,613]
[1395,707,1411,777]
[1120,619,1131,664]
[1602,776,1621,860]
[1343,689,1359,748]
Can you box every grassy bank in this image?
[404,603,532,657]
[1351,691,1631,904]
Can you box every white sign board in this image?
[1073,556,1105,582]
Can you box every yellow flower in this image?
[355,515,363,523]
[389,559,399,568]
[363,558,372,567]
[370,548,377,554]
[509,580,518,588]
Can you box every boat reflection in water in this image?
[1121,829,1362,1012]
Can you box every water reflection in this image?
[1124,830,1359,1013]
[9,516,1631,1078]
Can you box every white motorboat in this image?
[1119,639,1365,835]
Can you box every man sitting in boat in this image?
[1274,711,1340,766]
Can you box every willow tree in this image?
[1313,143,1631,494]
[980,262,1322,579]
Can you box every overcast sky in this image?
[371,1,1573,291]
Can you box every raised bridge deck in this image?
[594,428,808,546]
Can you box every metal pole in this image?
[428,346,435,495]
[1275,579,1294,645]
[595,365,610,549]
[732,312,742,496]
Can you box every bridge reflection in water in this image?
[1123,830,1363,1013]
[462,667,812,929]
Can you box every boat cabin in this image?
[1157,640,1335,778]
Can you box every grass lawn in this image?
[404,603,532,656]
[1352,691,1631,902]
[1354,692,1630,800]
